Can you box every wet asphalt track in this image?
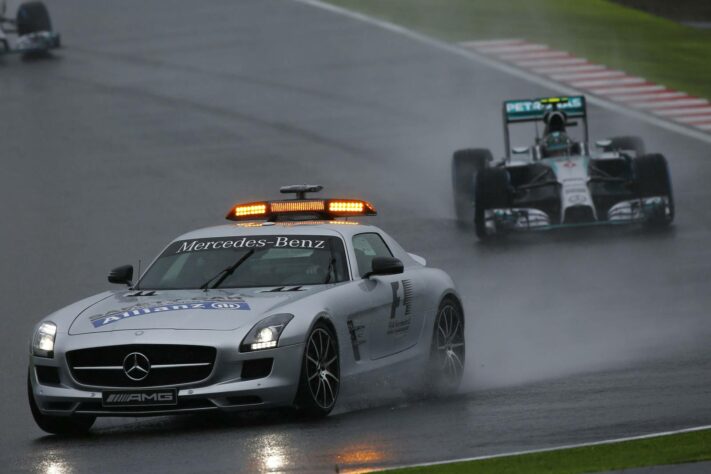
[2,0,711,472]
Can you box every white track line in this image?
[516,57,586,67]
[676,115,711,124]
[655,106,711,117]
[379,424,711,472]
[591,84,665,95]
[551,69,625,81]
[635,98,709,109]
[611,91,686,102]
[534,64,605,74]
[460,38,522,48]
[292,0,711,145]
[570,76,645,88]
[500,50,570,61]
[477,43,548,54]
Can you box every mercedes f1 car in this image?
[28,185,465,435]
[0,1,60,57]
[452,96,674,239]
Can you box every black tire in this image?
[606,136,646,156]
[633,153,674,225]
[423,297,465,397]
[474,167,511,239]
[27,373,95,435]
[294,321,340,417]
[452,149,493,226]
[16,1,52,36]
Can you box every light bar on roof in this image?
[226,198,376,221]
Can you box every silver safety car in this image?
[28,185,465,434]
[452,95,674,239]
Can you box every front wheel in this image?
[294,321,340,417]
[28,373,95,435]
[424,298,465,396]
[634,153,674,226]
[452,148,493,226]
[474,167,510,239]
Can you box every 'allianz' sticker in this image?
[89,296,250,328]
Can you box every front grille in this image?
[66,344,216,388]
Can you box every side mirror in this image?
[364,257,404,278]
[108,265,133,285]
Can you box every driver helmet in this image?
[543,110,568,134]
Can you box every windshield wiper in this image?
[200,249,256,291]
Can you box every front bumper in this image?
[483,196,671,234]
[29,329,304,417]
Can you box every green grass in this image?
[324,0,711,100]
[378,428,711,473]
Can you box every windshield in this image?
[137,235,349,290]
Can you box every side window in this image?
[352,233,393,277]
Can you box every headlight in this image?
[32,322,57,358]
[240,314,294,351]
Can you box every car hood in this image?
[68,287,326,335]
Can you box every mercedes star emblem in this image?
[122,352,151,381]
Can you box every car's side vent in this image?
[36,366,61,386]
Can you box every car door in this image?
[352,233,424,360]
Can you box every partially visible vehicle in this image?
[452,95,673,239]
[0,1,60,57]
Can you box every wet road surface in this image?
[2,0,711,472]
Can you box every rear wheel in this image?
[606,135,646,156]
[452,149,492,226]
[27,373,95,435]
[294,322,340,417]
[634,153,674,226]
[474,167,510,239]
[16,1,52,36]
[424,298,465,396]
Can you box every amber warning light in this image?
[226,185,376,222]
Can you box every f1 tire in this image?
[28,373,95,435]
[294,321,340,417]
[452,149,492,226]
[474,167,510,239]
[606,136,646,156]
[16,1,52,36]
[634,153,674,226]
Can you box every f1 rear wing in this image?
[502,96,589,157]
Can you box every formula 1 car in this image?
[452,96,674,239]
[0,1,60,56]
[28,185,465,435]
